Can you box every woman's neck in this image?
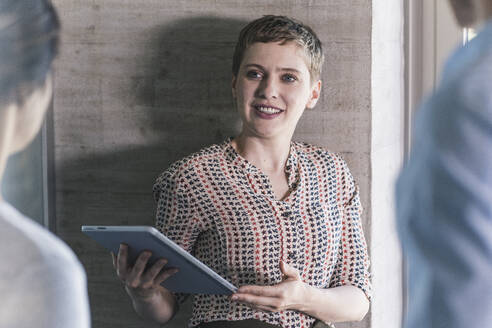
[473,0,492,24]
[0,164,4,202]
[0,156,7,203]
[0,109,15,203]
[232,134,291,175]
[480,0,492,21]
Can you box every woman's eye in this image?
[246,70,262,79]
[282,74,297,82]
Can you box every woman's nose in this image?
[256,76,278,99]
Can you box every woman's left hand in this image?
[230,261,310,312]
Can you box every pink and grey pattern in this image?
[153,138,371,328]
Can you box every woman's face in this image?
[232,41,321,141]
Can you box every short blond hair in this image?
[232,15,324,82]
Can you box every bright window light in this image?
[463,28,477,44]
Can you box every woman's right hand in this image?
[111,244,178,300]
[111,244,180,323]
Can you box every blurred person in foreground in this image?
[396,0,492,327]
[0,1,90,327]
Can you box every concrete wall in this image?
[51,1,373,327]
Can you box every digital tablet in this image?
[81,225,237,295]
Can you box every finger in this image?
[237,300,273,312]
[111,252,116,270]
[280,261,300,280]
[126,251,152,287]
[141,258,168,286]
[232,298,273,312]
[117,244,129,279]
[251,303,278,312]
[154,267,179,285]
[237,285,282,297]
[232,293,283,311]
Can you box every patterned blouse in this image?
[153,138,371,328]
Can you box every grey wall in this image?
[51,1,372,327]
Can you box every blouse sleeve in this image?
[328,157,372,300]
[153,167,204,303]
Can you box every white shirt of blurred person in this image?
[0,1,90,327]
[396,0,492,327]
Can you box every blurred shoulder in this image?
[438,35,492,117]
[0,202,86,281]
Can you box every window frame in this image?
[404,0,462,158]
[403,0,463,322]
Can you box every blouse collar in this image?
[222,137,300,191]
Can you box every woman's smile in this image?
[253,103,285,119]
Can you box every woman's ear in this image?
[231,75,237,99]
[306,80,322,109]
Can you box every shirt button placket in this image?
[277,201,294,265]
